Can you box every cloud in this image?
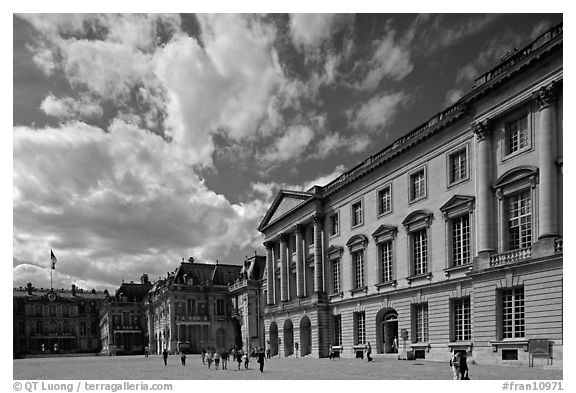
[13,120,268,289]
[315,132,371,158]
[40,93,103,119]
[444,89,465,106]
[289,14,352,49]
[259,125,315,163]
[352,31,413,91]
[347,91,409,132]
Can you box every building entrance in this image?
[382,311,398,353]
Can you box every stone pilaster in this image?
[264,241,275,305]
[313,214,324,293]
[279,234,289,302]
[533,81,560,239]
[294,224,305,297]
[472,119,495,255]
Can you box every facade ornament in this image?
[312,213,324,223]
[471,118,492,142]
[532,81,559,109]
[263,241,274,249]
[293,223,304,233]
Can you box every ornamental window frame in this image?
[493,167,538,253]
[408,165,428,204]
[446,143,470,188]
[327,245,344,295]
[329,211,340,238]
[402,210,433,282]
[502,109,533,160]
[497,286,525,340]
[377,183,393,217]
[346,235,369,292]
[354,311,366,345]
[440,195,475,275]
[350,198,364,228]
[411,302,429,343]
[372,225,398,287]
[450,296,472,342]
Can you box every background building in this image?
[258,23,562,367]
[99,275,152,355]
[13,283,106,356]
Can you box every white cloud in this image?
[354,32,413,91]
[348,91,409,132]
[289,14,351,49]
[315,132,371,158]
[444,89,465,106]
[40,94,103,119]
[259,125,315,163]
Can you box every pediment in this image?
[258,190,315,231]
[402,210,433,229]
[493,166,538,189]
[439,195,475,213]
[346,234,369,248]
[326,245,344,258]
[372,224,398,239]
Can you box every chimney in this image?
[26,282,33,295]
[141,274,149,285]
[71,284,76,296]
[188,256,195,263]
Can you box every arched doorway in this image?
[284,319,294,356]
[269,322,278,356]
[375,308,398,354]
[300,316,311,356]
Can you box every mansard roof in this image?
[172,260,242,287]
[258,189,317,231]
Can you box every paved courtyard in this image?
[14,354,562,380]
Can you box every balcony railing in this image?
[489,247,532,266]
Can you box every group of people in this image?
[450,351,470,380]
[160,346,267,372]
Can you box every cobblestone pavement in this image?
[13,355,563,380]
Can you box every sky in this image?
[12,13,563,292]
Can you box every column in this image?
[472,119,495,255]
[313,214,324,293]
[533,82,559,239]
[280,234,289,302]
[294,225,305,297]
[264,241,275,305]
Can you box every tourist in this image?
[366,342,373,362]
[257,347,265,372]
[450,351,461,380]
[243,351,249,369]
[236,349,243,369]
[329,347,335,361]
[144,346,149,357]
[180,351,186,366]
[162,348,168,366]
[214,351,221,370]
[266,346,271,359]
[206,351,214,369]
[201,347,207,365]
[460,351,469,380]
[221,350,228,370]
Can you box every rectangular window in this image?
[453,297,471,341]
[378,185,392,215]
[410,170,426,201]
[334,315,342,346]
[449,149,467,184]
[501,287,525,339]
[329,213,339,236]
[351,200,363,227]
[413,303,429,343]
[506,115,529,155]
[216,299,225,316]
[508,191,532,250]
[452,214,471,266]
[379,241,393,282]
[80,322,86,336]
[353,250,365,289]
[307,226,315,247]
[412,229,428,275]
[355,312,366,345]
[332,258,341,293]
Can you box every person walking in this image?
[214,351,221,370]
[459,351,469,380]
[266,346,271,360]
[243,351,249,369]
[180,351,186,366]
[257,347,265,372]
[201,347,207,365]
[206,351,214,370]
[162,348,168,366]
[221,350,228,370]
[144,346,149,357]
[450,351,461,380]
[236,349,243,369]
[366,342,373,362]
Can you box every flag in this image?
[51,250,57,270]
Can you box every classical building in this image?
[145,258,246,354]
[13,283,107,356]
[99,275,152,355]
[258,23,562,367]
[228,254,266,351]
